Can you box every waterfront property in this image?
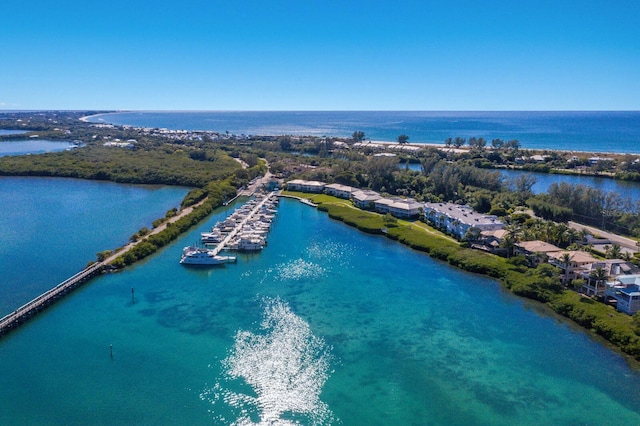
[582,259,640,297]
[423,202,504,240]
[286,180,502,235]
[324,183,356,199]
[548,250,600,284]
[374,197,423,218]
[286,179,325,193]
[514,240,563,266]
[604,275,640,314]
[476,229,509,255]
[352,189,382,209]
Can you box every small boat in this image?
[226,235,265,252]
[180,246,236,265]
[237,236,265,251]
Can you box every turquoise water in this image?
[89,111,640,154]
[0,139,79,156]
[1,197,639,424]
[0,177,189,315]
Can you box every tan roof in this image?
[481,229,508,239]
[549,250,598,264]
[516,240,562,254]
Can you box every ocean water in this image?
[1,197,639,425]
[0,139,79,156]
[88,111,640,154]
[0,177,189,316]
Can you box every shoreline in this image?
[79,113,106,122]
[363,140,640,157]
[77,112,640,156]
[284,191,640,367]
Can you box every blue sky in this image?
[1,0,638,110]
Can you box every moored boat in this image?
[180,246,237,265]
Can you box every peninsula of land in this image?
[1,110,640,364]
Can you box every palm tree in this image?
[501,235,516,258]
[502,223,522,258]
[559,252,572,285]
[555,223,569,247]
[566,228,580,247]
[580,227,590,243]
[588,266,608,297]
[533,251,547,266]
[463,226,482,243]
[606,243,622,259]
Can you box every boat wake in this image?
[202,297,335,425]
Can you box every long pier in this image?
[0,188,277,338]
[0,262,104,337]
[210,192,277,256]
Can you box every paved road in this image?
[568,221,639,253]
[102,197,208,265]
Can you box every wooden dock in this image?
[0,262,104,337]
[210,192,277,256]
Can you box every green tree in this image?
[278,136,292,151]
[589,266,609,296]
[463,226,482,242]
[468,137,487,151]
[510,174,537,205]
[397,134,409,144]
[560,252,572,285]
[453,137,466,149]
[606,243,623,259]
[352,131,366,143]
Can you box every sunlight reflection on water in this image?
[202,297,335,425]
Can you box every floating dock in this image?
[209,191,278,256]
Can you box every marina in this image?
[180,191,279,266]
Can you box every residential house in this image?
[387,198,423,218]
[475,228,508,255]
[286,179,326,193]
[582,259,639,297]
[373,198,397,214]
[604,275,640,315]
[423,202,504,240]
[373,197,423,219]
[324,183,356,199]
[514,240,562,266]
[351,190,381,209]
[548,250,599,285]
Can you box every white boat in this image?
[226,236,265,251]
[237,236,265,251]
[180,246,237,265]
[201,229,223,243]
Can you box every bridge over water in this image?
[0,262,104,337]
